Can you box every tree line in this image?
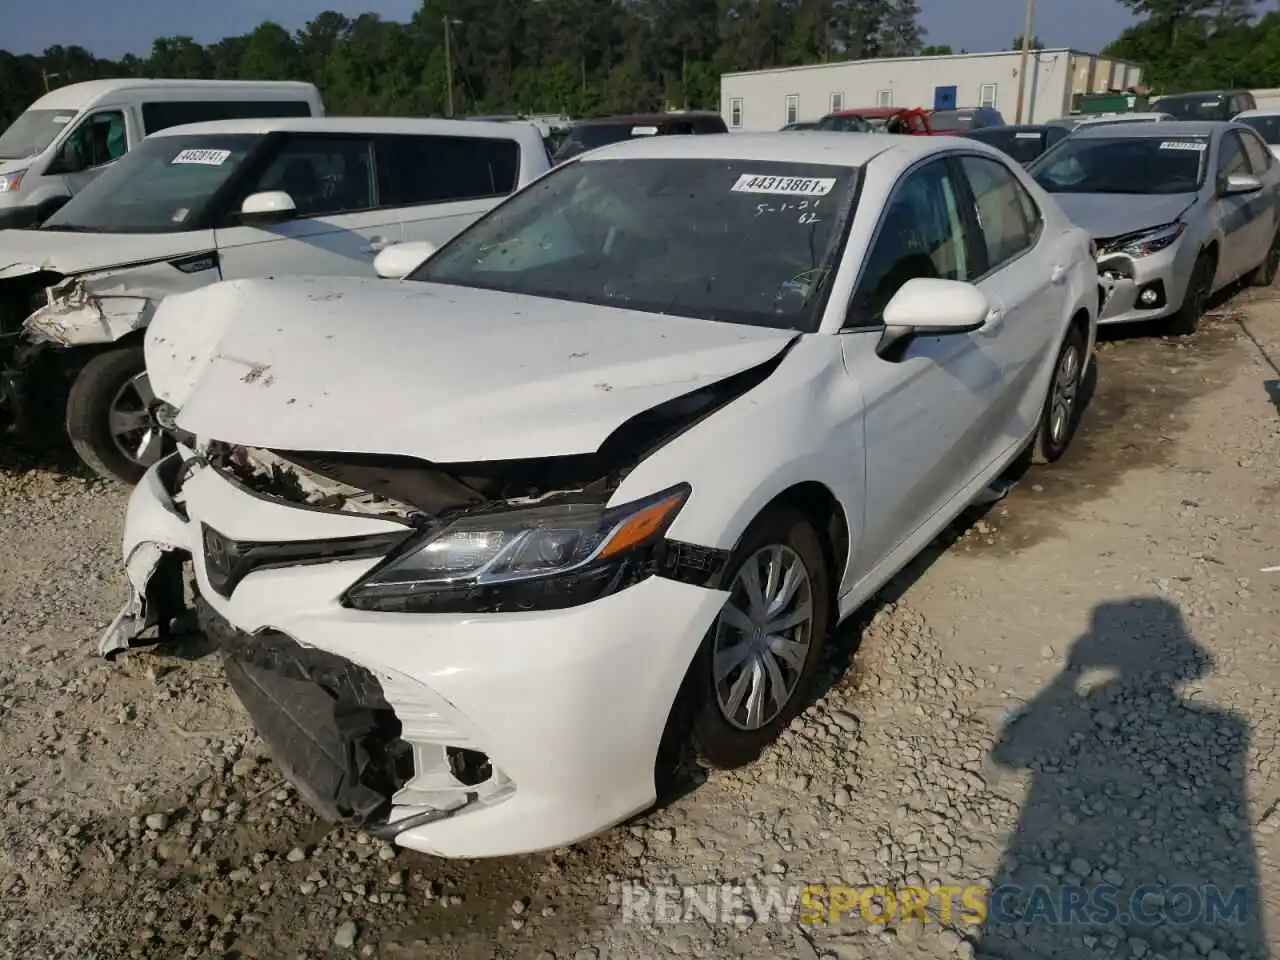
[0,0,926,125]
[1,0,1278,131]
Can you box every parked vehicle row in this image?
[100,130,1099,860]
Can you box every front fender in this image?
[610,336,865,574]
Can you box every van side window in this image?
[51,110,126,173]
[242,136,376,218]
[375,135,520,207]
[142,100,312,135]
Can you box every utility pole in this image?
[443,15,455,118]
[1013,0,1037,124]
[41,69,60,92]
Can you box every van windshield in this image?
[42,134,262,234]
[0,109,77,161]
[1151,95,1231,121]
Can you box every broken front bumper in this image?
[104,453,728,858]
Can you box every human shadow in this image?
[977,598,1269,958]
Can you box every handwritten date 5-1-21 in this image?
[755,198,824,223]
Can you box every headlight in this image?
[343,484,690,614]
[0,169,25,193]
[1110,221,1186,258]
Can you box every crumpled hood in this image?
[1052,192,1198,243]
[0,228,211,281]
[148,276,798,463]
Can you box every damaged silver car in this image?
[0,116,552,482]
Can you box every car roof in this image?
[150,116,542,141]
[1235,107,1280,119]
[970,124,1052,133]
[572,112,722,127]
[29,78,316,111]
[1077,112,1173,123]
[1153,89,1248,99]
[577,131,984,166]
[1072,120,1224,139]
[830,107,907,119]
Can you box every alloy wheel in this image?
[1048,343,1082,447]
[712,544,815,731]
[108,372,163,468]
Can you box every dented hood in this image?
[0,228,211,281]
[148,276,797,462]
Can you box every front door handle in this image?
[1051,264,1068,285]
[361,235,391,254]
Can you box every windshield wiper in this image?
[39,224,95,232]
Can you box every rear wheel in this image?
[1246,227,1280,287]
[1163,251,1213,337]
[65,347,166,484]
[1032,323,1087,465]
[690,505,831,770]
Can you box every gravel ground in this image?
[1,293,1278,960]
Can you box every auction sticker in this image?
[631,126,659,136]
[171,148,232,165]
[1015,132,1042,139]
[731,173,836,196]
[1159,141,1207,151]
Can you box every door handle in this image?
[361,236,391,254]
[1050,264,1068,285]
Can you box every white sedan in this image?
[102,132,1097,858]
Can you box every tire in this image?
[65,347,165,484]
[1163,251,1214,337]
[1246,227,1280,287]
[689,504,832,770]
[1032,323,1087,465]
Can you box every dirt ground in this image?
[0,289,1277,960]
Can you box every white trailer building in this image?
[720,49,1144,131]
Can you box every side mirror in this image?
[239,191,297,224]
[374,241,436,280]
[877,278,990,359]
[1221,173,1263,196]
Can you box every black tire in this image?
[689,504,831,770]
[1163,251,1214,337]
[1032,323,1088,465]
[65,347,161,484]
[1246,227,1280,287]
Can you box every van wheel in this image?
[65,347,166,484]
[689,505,831,770]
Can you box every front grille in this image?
[200,523,408,598]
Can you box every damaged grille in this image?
[198,599,414,823]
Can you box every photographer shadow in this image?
[977,598,1268,958]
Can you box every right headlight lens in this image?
[1110,221,1186,258]
[0,169,25,193]
[343,483,690,613]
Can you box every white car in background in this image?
[0,117,551,483]
[1235,108,1280,159]
[102,133,1098,858]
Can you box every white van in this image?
[0,79,324,228]
[0,116,551,484]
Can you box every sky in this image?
[8,0,1144,61]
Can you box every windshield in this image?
[554,123,653,161]
[42,133,262,233]
[0,108,78,161]
[1151,95,1231,121]
[1029,135,1207,195]
[816,115,873,132]
[1239,115,1280,145]
[409,158,859,332]
[930,111,977,132]
[968,129,1050,164]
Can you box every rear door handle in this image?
[361,235,392,254]
[1051,264,1069,285]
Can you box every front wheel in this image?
[1163,252,1214,337]
[65,347,166,484]
[1032,324,1087,465]
[690,505,831,770]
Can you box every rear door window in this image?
[240,135,377,218]
[376,135,520,206]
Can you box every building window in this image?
[785,94,799,125]
[729,98,743,128]
[876,89,893,107]
[830,92,843,113]
[980,84,998,108]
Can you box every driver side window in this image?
[847,159,973,327]
[51,110,126,174]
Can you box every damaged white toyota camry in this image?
[102,132,1097,858]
